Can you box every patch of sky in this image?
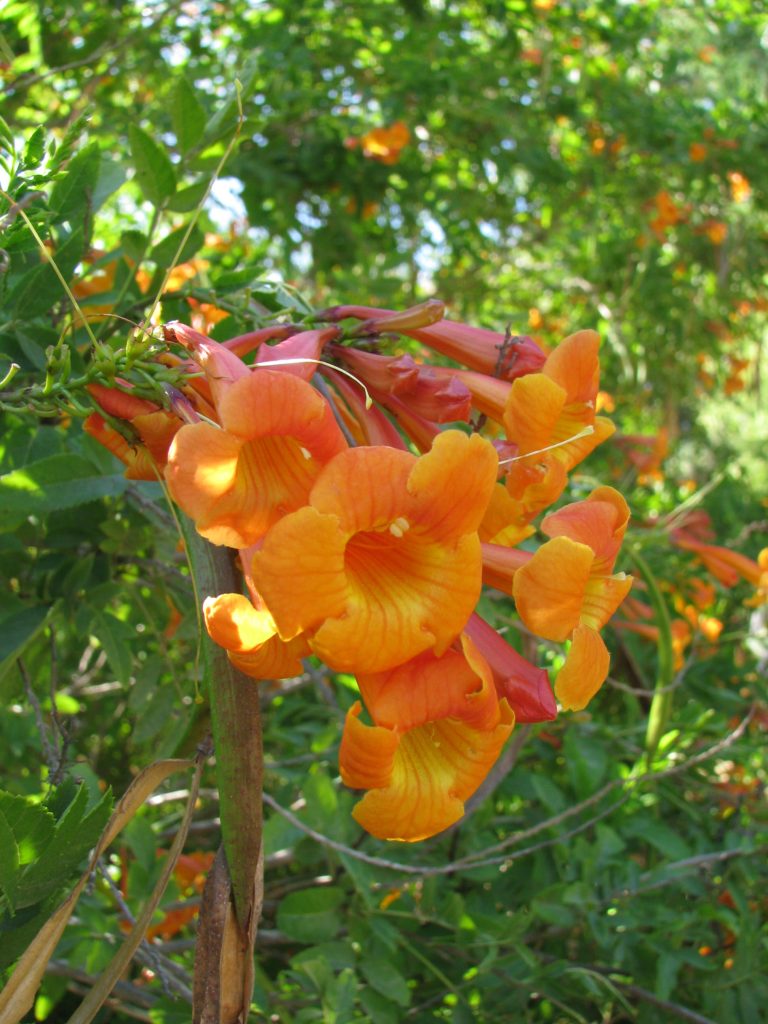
[207,178,248,230]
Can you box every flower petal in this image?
[357,634,500,733]
[581,573,634,630]
[512,536,594,641]
[543,329,600,403]
[203,592,309,679]
[251,507,349,640]
[166,371,347,547]
[554,624,610,711]
[464,614,557,723]
[503,373,566,456]
[340,701,515,841]
[405,430,499,540]
[542,486,630,572]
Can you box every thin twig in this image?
[18,657,59,780]
[97,863,193,1002]
[263,710,754,878]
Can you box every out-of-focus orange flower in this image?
[702,220,728,245]
[534,0,557,10]
[614,616,692,670]
[187,296,230,333]
[146,850,216,940]
[698,45,717,62]
[689,142,707,162]
[727,171,751,203]
[346,121,410,165]
[72,254,118,322]
[617,428,669,483]
[521,48,543,64]
[689,577,717,610]
[596,390,615,413]
[673,532,767,604]
[648,190,689,241]
[340,634,514,840]
[253,431,498,674]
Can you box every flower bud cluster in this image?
[85,303,631,841]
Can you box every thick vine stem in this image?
[183,523,263,1019]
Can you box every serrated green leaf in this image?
[0,809,20,909]
[150,224,204,269]
[16,784,113,908]
[49,143,101,222]
[171,78,206,154]
[0,794,56,867]
[129,125,176,207]
[0,455,127,528]
[277,887,345,943]
[23,127,46,169]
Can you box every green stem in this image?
[627,546,675,767]
[183,521,263,937]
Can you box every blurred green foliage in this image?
[1,0,766,1021]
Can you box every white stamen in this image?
[388,516,411,538]
[299,446,312,460]
[498,425,595,466]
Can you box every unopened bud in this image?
[352,299,446,336]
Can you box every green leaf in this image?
[0,808,20,909]
[0,793,55,867]
[9,227,85,317]
[89,609,134,683]
[171,78,206,154]
[92,155,126,212]
[361,958,411,1007]
[120,229,148,262]
[166,180,209,213]
[563,728,608,799]
[359,988,401,1024]
[49,143,101,222]
[128,125,176,207]
[277,887,345,943]
[16,783,113,908]
[0,455,127,529]
[150,224,204,269]
[0,605,54,689]
[23,127,46,169]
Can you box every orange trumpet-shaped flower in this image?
[511,487,633,710]
[464,613,557,723]
[165,369,348,548]
[84,383,185,480]
[317,305,547,382]
[203,592,310,679]
[503,330,615,473]
[252,430,499,674]
[340,634,515,840]
[673,532,768,604]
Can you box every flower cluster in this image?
[86,301,631,841]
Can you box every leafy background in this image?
[1,1,766,1021]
